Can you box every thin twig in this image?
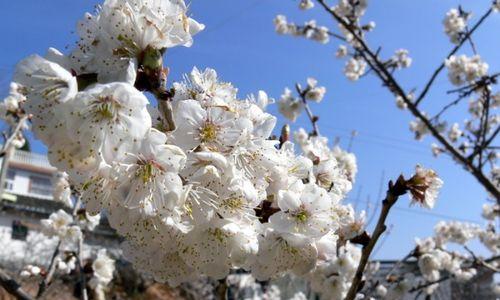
[295,83,321,136]
[0,115,28,155]
[464,26,478,55]
[464,245,500,273]
[483,126,500,149]
[478,88,491,169]
[431,96,467,122]
[36,241,61,298]
[294,24,347,41]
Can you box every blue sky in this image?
[0,0,498,259]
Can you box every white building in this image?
[3,149,56,200]
[0,149,118,270]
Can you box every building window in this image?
[29,175,52,197]
[4,169,15,191]
[11,220,28,240]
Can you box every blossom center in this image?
[293,209,309,223]
[135,161,160,184]
[94,96,121,120]
[97,103,114,119]
[113,35,140,58]
[223,197,245,210]
[200,123,218,143]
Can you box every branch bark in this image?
[344,177,407,300]
[215,279,228,300]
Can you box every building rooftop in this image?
[9,149,56,174]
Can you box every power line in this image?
[390,205,481,224]
[290,115,435,155]
[199,0,264,36]
[347,197,482,224]
[169,0,264,59]
[322,124,427,150]
[329,130,435,157]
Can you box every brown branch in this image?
[215,279,228,300]
[314,0,499,201]
[446,73,500,95]
[344,176,408,300]
[464,245,500,273]
[479,89,492,168]
[36,241,61,298]
[0,268,34,300]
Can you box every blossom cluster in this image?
[55,254,77,275]
[89,249,116,300]
[430,51,498,170]
[0,83,26,127]
[443,8,469,44]
[274,15,330,44]
[334,0,368,20]
[270,1,499,299]
[273,0,414,83]
[374,203,500,298]
[0,83,29,148]
[406,165,444,209]
[41,209,100,245]
[71,0,203,84]
[124,68,358,285]
[225,273,307,300]
[343,58,367,81]
[5,0,367,287]
[445,55,489,86]
[307,243,362,299]
[52,172,73,207]
[19,265,42,278]
[278,78,326,122]
[391,49,413,70]
[299,0,314,11]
